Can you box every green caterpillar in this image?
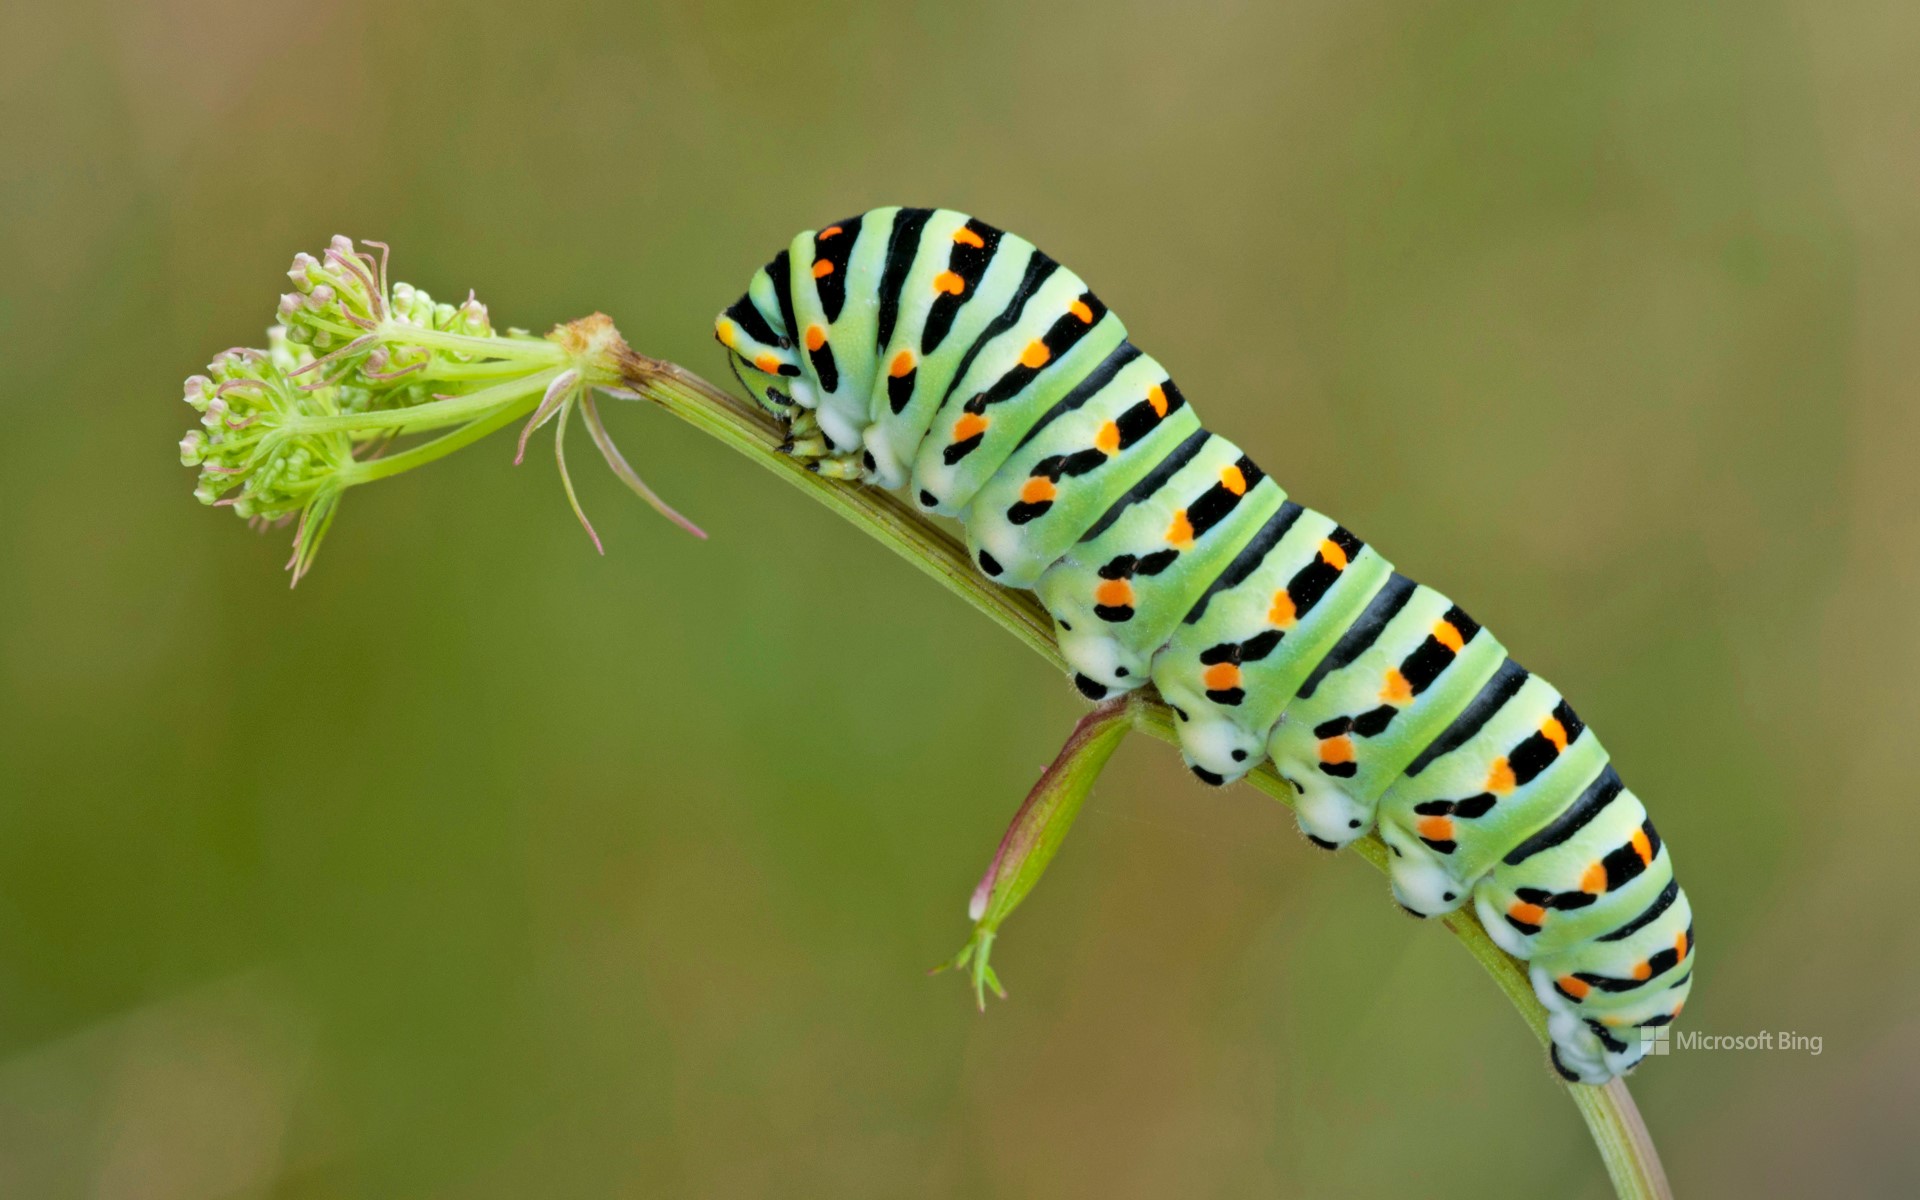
[714,207,1693,1084]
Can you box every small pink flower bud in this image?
[288,253,320,292]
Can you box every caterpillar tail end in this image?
[1534,965,1692,1085]
[1546,1011,1646,1085]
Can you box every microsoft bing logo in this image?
[1635,1027,1823,1056]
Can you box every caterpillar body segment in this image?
[1262,577,1504,847]
[716,207,1695,1084]
[963,349,1197,590]
[1165,507,1397,789]
[1037,434,1289,695]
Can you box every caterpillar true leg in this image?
[717,207,1695,1084]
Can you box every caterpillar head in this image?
[714,305,805,418]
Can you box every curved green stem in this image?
[344,386,549,485]
[607,342,1672,1200]
[294,369,564,437]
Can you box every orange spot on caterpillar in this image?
[1631,828,1653,866]
[1319,735,1355,765]
[753,353,781,374]
[1510,901,1547,926]
[812,259,834,279]
[889,350,915,377]
[1676,930,1689,958]
[1633,961,1652,981]
[1380,669,1413,704]
[1319,538,1349,570]
[952,226,985,248]
[1541,716,1569,751]
[1166,510,1194,547]
[1220,464,1247,495]
[1433,619,1464,652]
[1069,298,1094,322]
[1095,578,1134,608]
[1020,477,1056,504]
[933,270,965,295]
[1146,384,1168,417]
[952,412,989,441]
[1203,662,1241,692]
[1269,590,1296,627]
[1020,340,1051,369]
[1486,758,1516,793]
[1416,815,1453,842]
[819,225,843,239]
[804,324,826,351]
[1581,862,1607,894]
[1558,974,1591,1000]
[715,319,737,348]
[1094,422,1121,453]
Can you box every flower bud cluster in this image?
[278,237,386,351]
[277,236,495,358]
[179,329,352,525]
[179,236,532,581]
[177,235,687,582]
[390,280,494,339]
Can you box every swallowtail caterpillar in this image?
[715,208,1693,1083]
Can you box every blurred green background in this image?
[3,1,1916,1195]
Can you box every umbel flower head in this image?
[178,329,357,580]
[180,237,700,584]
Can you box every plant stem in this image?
[294,369,565,436]
[604,338,1672,1200]
[379,324,563,362]
[345,387,548,485]
[940,694,1139,1010]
